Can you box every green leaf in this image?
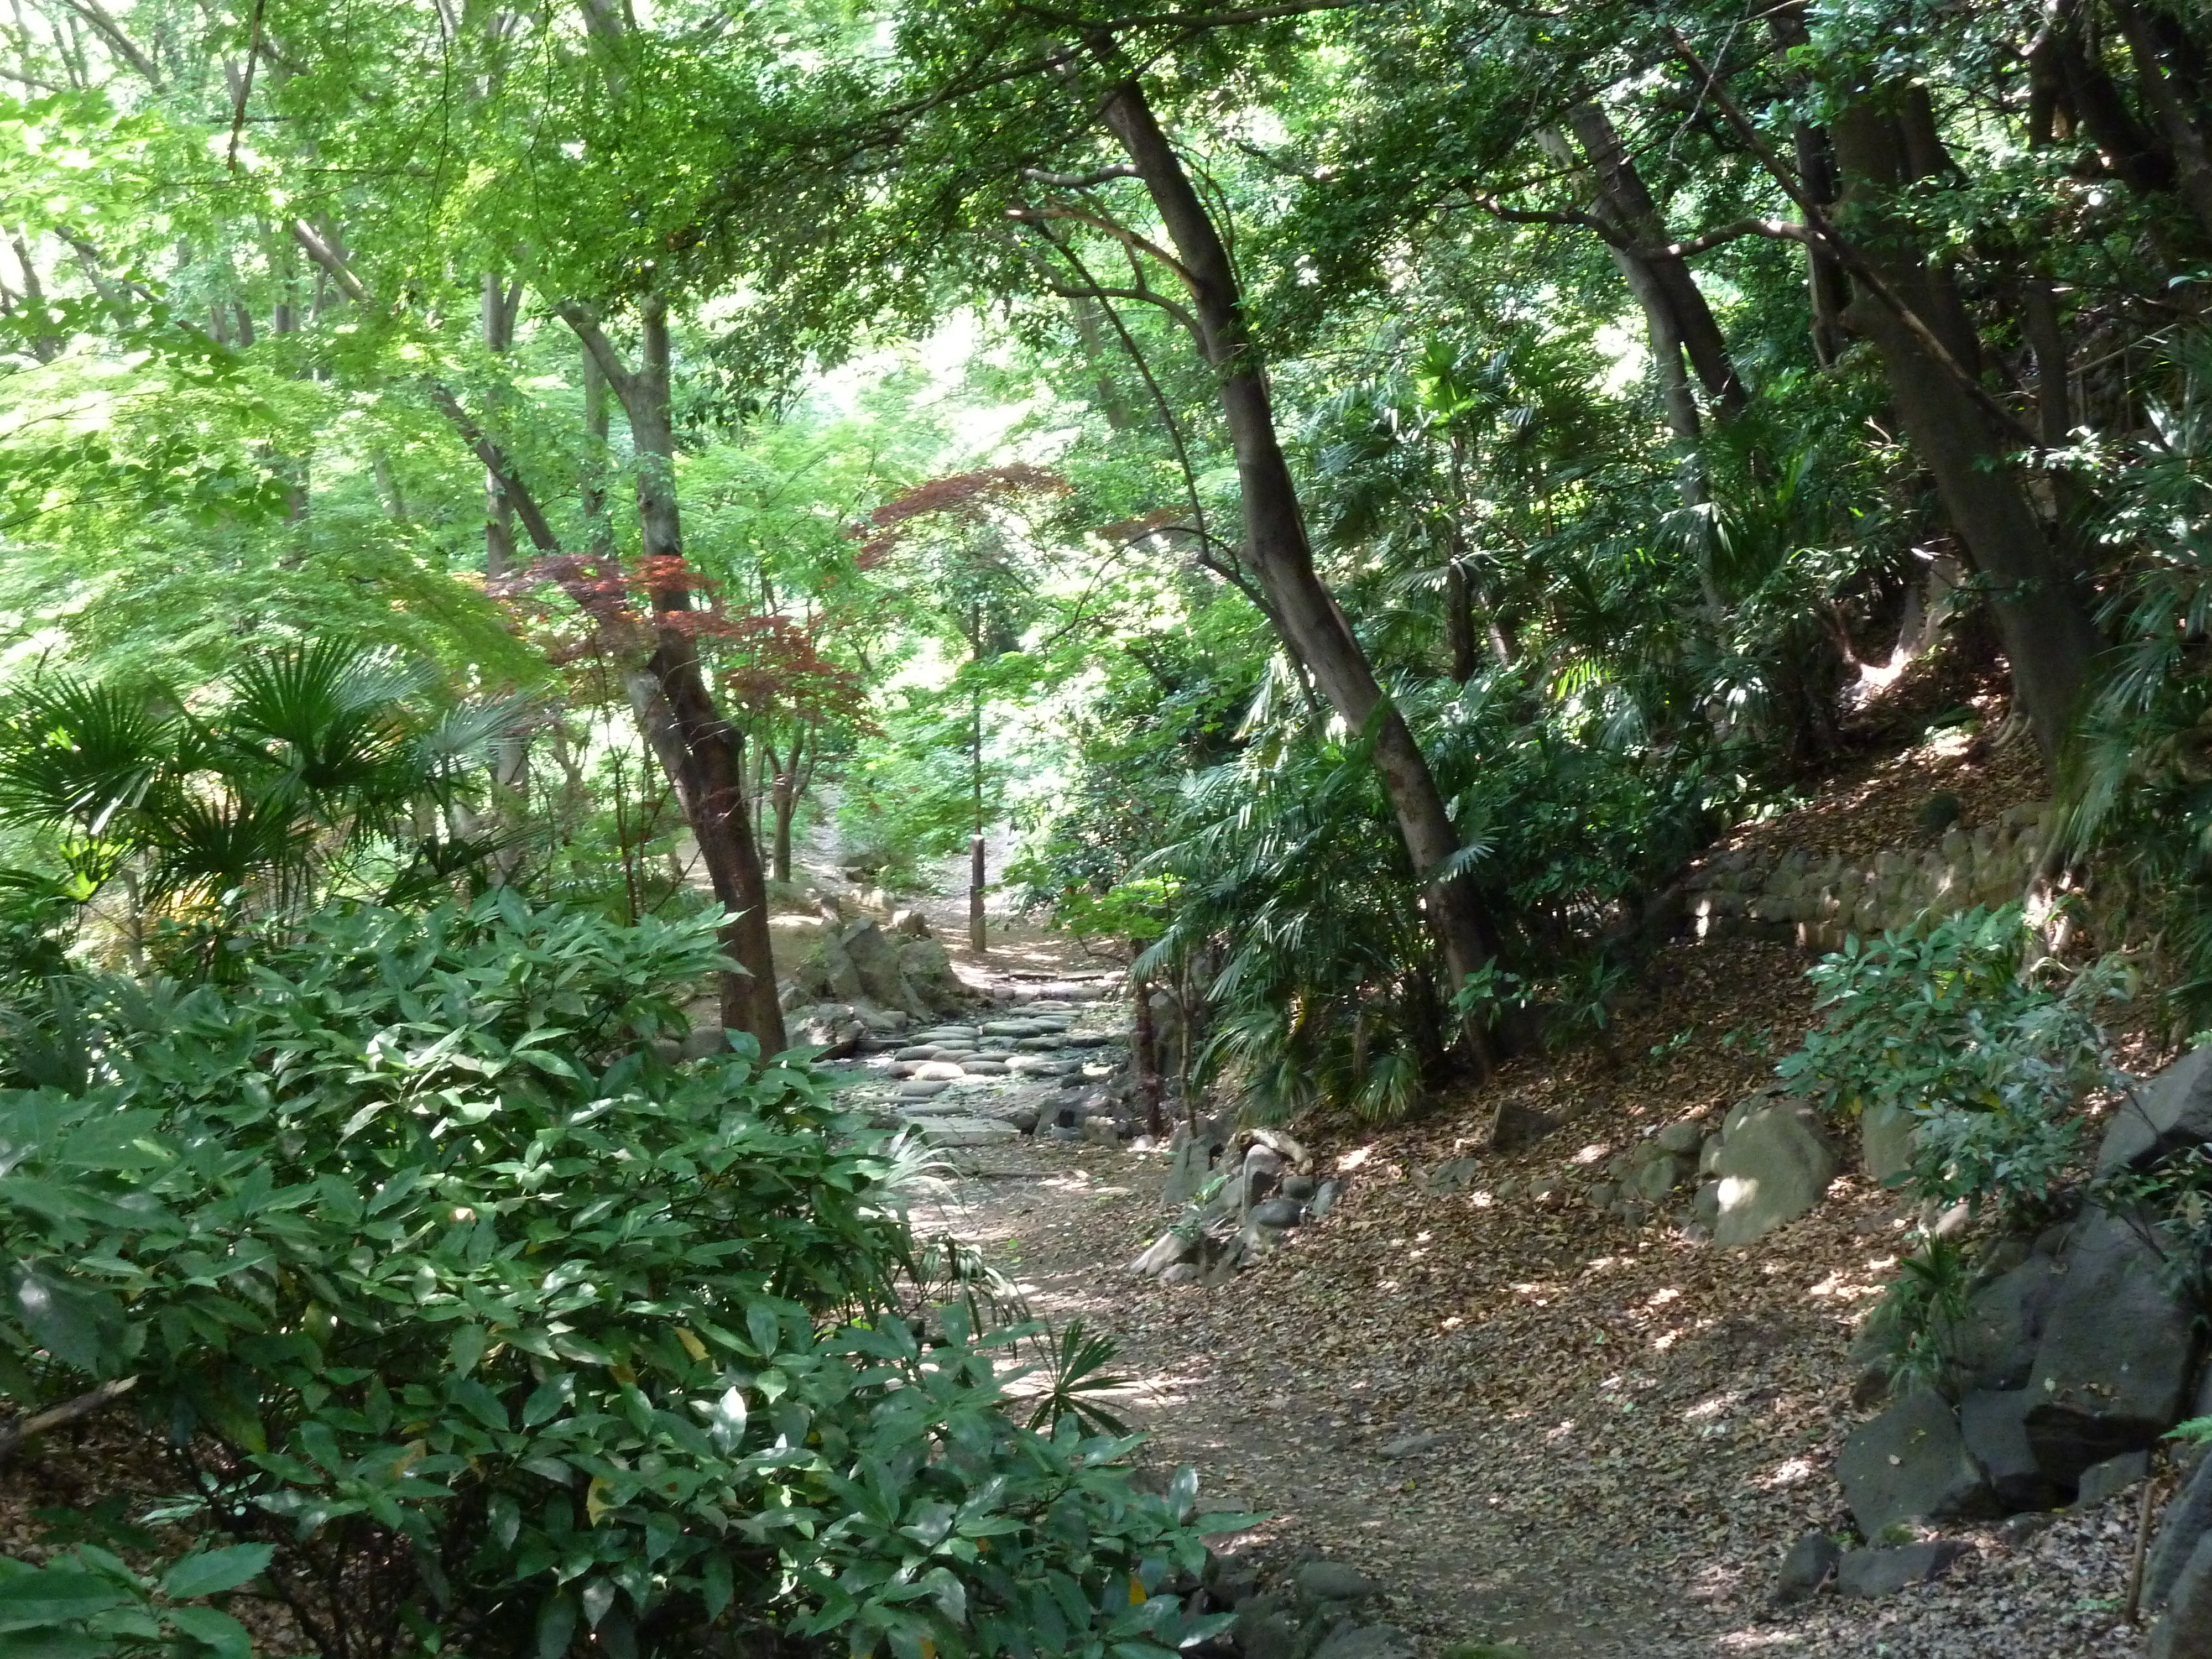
[534,1591,577,1659]
[160,1545,273,1602]
[0,1572,133,1631]
[164,1605,252,1659]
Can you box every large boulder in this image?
[2152,1455,2212,1613]
[1959,1389,2057,1512]
[898,936,966,1010]
[2157,1531,2212,1659]
[2101,1046,2212,1175]
[2023,1208,2198,1488]
[1835,1389,1994,1536]
[1861,1099,1919,1190]
[1710,1099,1839,1246]
[1954,1257,2063,1392]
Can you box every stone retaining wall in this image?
[1683,802,2052,952]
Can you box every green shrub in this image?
[0,893,1235,1659]
[1777,906,2130,1215]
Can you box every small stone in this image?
[1159,1261,1201,1286]
[896,1079,953,1099]
[1281,1173,1318,1203]
[1834,1541,1971,1598]
[1310,1180,1344,1219]
[1999,1512,2059,1547]
[1378,1430,1443,1459]
[1657,1118,1705,1154]
[2074,1450,2151,1510]
[1295,1561,1380,1603]
[1586,1181,1618,1211]
[1773,1532,1839,1603]
[961,1057,1010,1076]
[1249,1197,1305,1228]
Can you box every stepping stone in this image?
[896,1080,952,1099]
[914,1027,979,1044]
[894,1045,942,1061]
[909,1061,966,1081]
[1006,1054,1072,1074]
[961,1058,1010,1075]
[912,1115,1020,1146]
[1014,1036,1067,1052]
[982,1020,1045,1037]
[1063,1033,1117,1049]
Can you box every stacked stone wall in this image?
[1683,802,2051,952]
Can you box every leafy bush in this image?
[1778,906,2131,1215]
[0,893,1235,1659]
[1853,1235,1973,1397]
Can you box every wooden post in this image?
[968,833,987,957]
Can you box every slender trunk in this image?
[559,296,785,1052]
[1099,72,1501,1064]
[1444,558,1479,684]
[1766,5,1852,364]
[1830,87,2102,759]
[1561,104,1744,413]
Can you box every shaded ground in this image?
[902,715,2151,1659]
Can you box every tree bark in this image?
[2112,0,2212,242]
[1097,71,1502,1061]
[1561,105,1744,414]
[558,297,785,1054]
[1829,86,2102,759]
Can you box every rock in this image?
[1585,1181,1618,1212]
[1162,1134,1219,1206]
[1955,1258,2062,1392]
[1295,1561,1381,1603]
[1836,1390,1994,1536]
[1160,1262,1201,1287]
[649,1037,684,1065]
[681,1024,733,1060]
[1310,1180,1344,1219]
[1959,1390,2057,1513]
[959,1057,1010,1076]
[1862,1099,1919,1190]
[982,1019,1044,1037]
[1657,1118,1705,1155]
[898,937,966,1013]
[914,1117,1018,1146]
[2075,1450,2151,1509]
[1379,1430,1443,1459]
[896,1079,953,1099]
[1081,1115,1125,1145]
[1241,1144,1287,1211]
[1530,1174,1567,1206]
[1634,1153,1689,1202]
[2156,1531,2212,1659]
[1710,1099,1838,1246]
[1010,1108,1039,1135]
[1249,1197,1305,1228]
[1834,1541,1971,1598]
[1282,1173,1318,1203]
[1231,1601,1298,1659]
[837,920,912,1010]
[2151,1455,2212,1611]
[1128,1231,1197,1277]
[894,1045,942,1061]
[1692,1181,1720,1227]
[1311,1626,1412,1659]
[1773,1531,1840,1603]
[2101,1046,2212,1175]
[2025,1208,2197,1487]
[1422,1155,1478,1193]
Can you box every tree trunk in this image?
[560,296,786,1053]
[1829,87,2102,759]
[2112,0,2212,242]
[1561,104,1745,414]
[1099,72,1502,1060]
[770,761,796,884]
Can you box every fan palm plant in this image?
[0,641,529,967]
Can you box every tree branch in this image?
[1670,30,2043,451]
[0,1376,136,1467]
[1020,164,1139,188]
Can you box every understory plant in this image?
[1778,905,2131,1217]
[0,892,1237,1659]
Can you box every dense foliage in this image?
[0,894,1235,1659]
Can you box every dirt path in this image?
[899,931,2148,1659]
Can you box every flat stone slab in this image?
[981,1020,1046,1037]
[895,1079,952,1099]
[910,1115,1020,1145]
[960,1058,1011,1074]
